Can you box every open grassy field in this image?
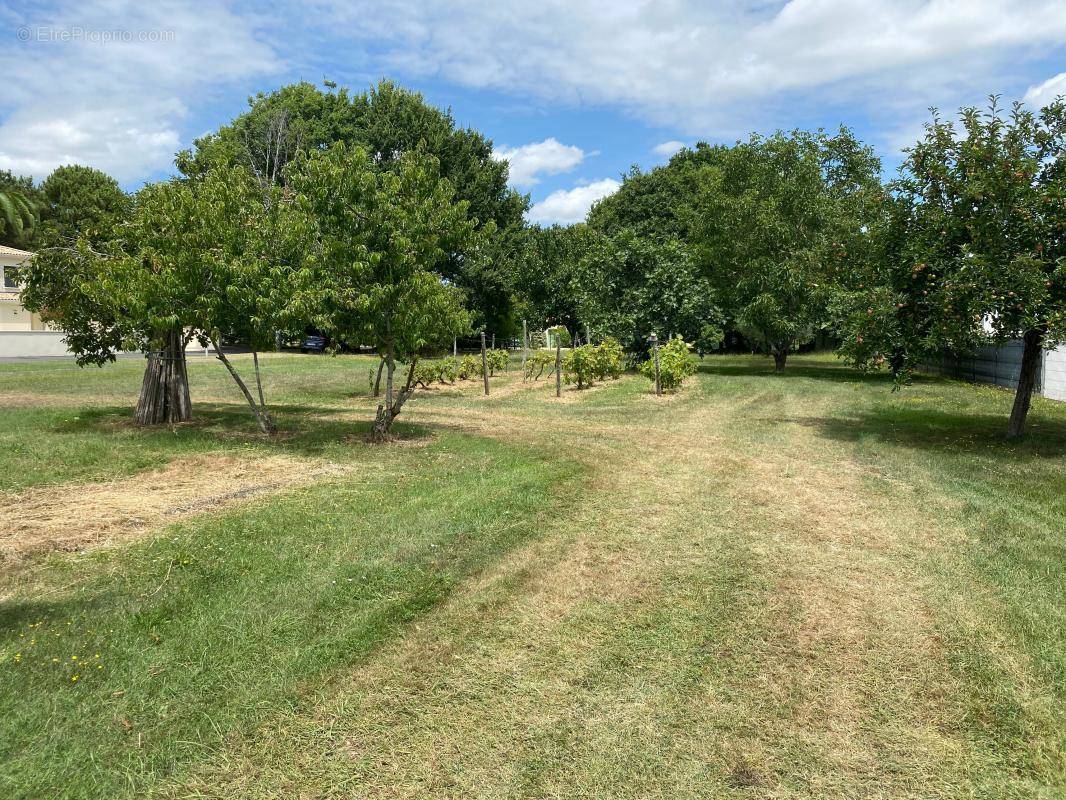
[1,351,1064,798]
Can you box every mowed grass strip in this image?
[167,357,1066,799]
[0,426,582,799]
[0,353,389,492]
[1,353,1065,798]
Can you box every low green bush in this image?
[592,337,625,380]
[563,345,596,389]
[563,338,626,389]
[413,360,442,388]
[524,350,557,381]
[438,356,459,383]
[458,354,483,380]
[486,348,509,375]
[639,336,696,391]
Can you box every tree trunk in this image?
[135,327,191,425]
[1007,327,1044,441]
[773,351,787,372]
[521,320,528,378]
[370,349,417,442]
[889,348,906,379]
[373,357,385,397]
[213,340,276,434]
[252,351,267,409]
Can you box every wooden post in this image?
[555,341,562,398]
[481,332,489,395]
[521,319,528,374]
[453,337,457,358]
[652,334,662,396]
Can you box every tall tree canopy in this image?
[288,144,473,440]
[838,98,1066,438]
[587,144,728,241]
[22,166,311,430]
[113,166,312,432]
[577,230,723,354]
[18,166,132,369]
[177,80,526,333]
[509,224,591,334]
[37,165,131,246]
[690,128,882,370]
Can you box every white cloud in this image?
[0,1,282,183]
[494,137,585,186]
[652,140,685,158]
[527,178,620,226]
[321,0,1066,142]
[1024,73,1066,108]
[6,1,1065,186]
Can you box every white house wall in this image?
[0,331,72,358]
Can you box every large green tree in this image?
[587,144,729,241]
[288,144,473,441]
[113,167,312,432]
[178,80,526,333]
[690,128,882,370]
[37,165,131,246]
[510,224,591,334]
[577,230,723,354]
[18,167,132,368]
[22,166,310,430]
[838,98,1066,439]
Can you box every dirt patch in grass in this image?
[0,453,351,565]
[0,391,131,408]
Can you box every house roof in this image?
[0,245,33,257]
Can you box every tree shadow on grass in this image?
[793,405,1066,460]
[49,402,435,458]
[697,357,940,387]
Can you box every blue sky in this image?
[2,1,1066,224]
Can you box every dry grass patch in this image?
[0,453,351,564]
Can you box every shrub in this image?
[639,336,696,391]
[591,337,625,380]
[564,338,626,389]
[413,360,442,388]
[438,356,459,384]
[486,348,509,376]
[457,354,483,380]
[563,344,597,389]
[524,350,556,381]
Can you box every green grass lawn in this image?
[1,352,1064,798]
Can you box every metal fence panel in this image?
[925,340,1042,392]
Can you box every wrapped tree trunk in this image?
[135,327,191,425]
[1007,327,1044,441]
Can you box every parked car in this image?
[300,334,327,354]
